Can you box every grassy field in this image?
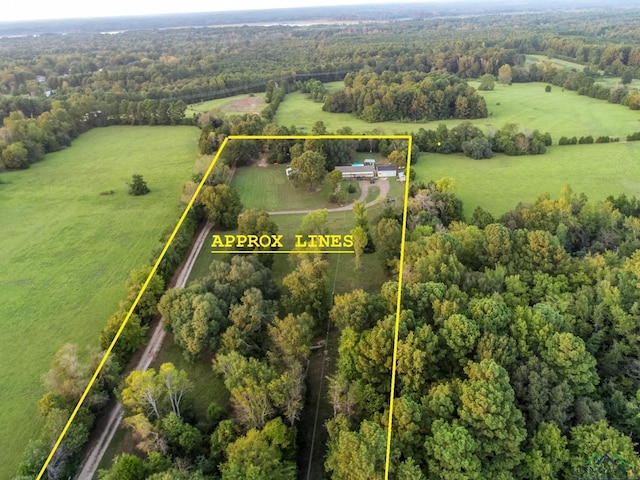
[275,80,640,140]
[185,92,266,117]
[230,163,335,211]
[525,54,587,71]
[412,141,640,217]
[0,125,198,478]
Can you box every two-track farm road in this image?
[76,222,213,480]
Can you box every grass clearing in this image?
[276,81,640,140]
[0,125,198,478]
[467,81,640,139]
[412,142,640,217]
[231,163,334,211]
[186,92,266,117]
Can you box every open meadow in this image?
[0,125,198,477]
[412,141,640,217]
[275,80,640,140]
[185,92,267,117]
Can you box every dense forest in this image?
[5,1,640,478]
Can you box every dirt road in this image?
[76,222,213,479]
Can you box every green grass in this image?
[412,142,640,217]
[186,92,266,117]
[468,81,640,139]
[0,125,198,478]
[276,81,640,140]
[525,54,587,71]
[596,76,640,89]
[231,164,335,211]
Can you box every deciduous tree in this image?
[200,184,243,229]
[290,150,326,191]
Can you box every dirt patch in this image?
[223,96,265,114]
[255,156,270,167]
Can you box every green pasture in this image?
[185,92,266,116]
[412,141,640,217]
[0,126,198,478]
[275,81,640,140]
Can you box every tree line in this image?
[323,70,488,122]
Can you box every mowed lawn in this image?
[274,80,640,140]
[231,163,335,211]
[0,125,198,478]
[412,141,640,217]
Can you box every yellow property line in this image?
[229,134,412,140]
[37,133,412,479]
[384,135,412,480]
[211,250,355,254]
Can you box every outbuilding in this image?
[376,165,397,178]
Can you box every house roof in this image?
[377,165,397,171]
[336,165,376,175]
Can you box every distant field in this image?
[185,92,266,117]
[275,90,414,133]
[275,81,640,139]
[412,141,640,217]
[525,54,587,71]
[0,126,198,478]
[596,76,640,89]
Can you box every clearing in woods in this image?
[185,92,266,117]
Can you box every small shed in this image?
[364,158,376,166]
[335,165,375,179]
[377,165,397,178]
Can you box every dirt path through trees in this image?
[76,222,214,479]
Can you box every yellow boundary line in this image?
[37,134,411,479]
[384,136,412,479]
[211,250,355,254]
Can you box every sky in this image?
[2,0,439,22]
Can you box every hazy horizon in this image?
[2,0,450,23]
